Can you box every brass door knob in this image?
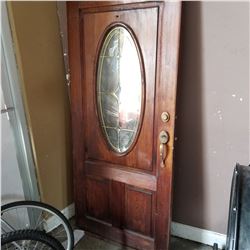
[159,131,169,144]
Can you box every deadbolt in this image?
[161,112,170,123]
[159,131,169,144]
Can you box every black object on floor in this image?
[213,243,218,250]
[214,164,250,250]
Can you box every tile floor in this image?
[74,232,214,250]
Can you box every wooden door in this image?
[68,2,181,249]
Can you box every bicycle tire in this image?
[1,201,74,250]
[1,229,64,249]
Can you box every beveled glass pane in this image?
[106,128,119,150]
[100,93,119,128]
[119,130,134,152]
[100,57,119,92]
[97,26,142,153]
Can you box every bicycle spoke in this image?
[1,218,16,232]
[24,239,29,248]
[52,234,67,239]
[16,208,21,229]
[34,211,43,229]
[35,218,47,231]
[33,240,38,249]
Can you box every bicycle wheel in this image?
[1,229,64,249]
[1,201,74,250]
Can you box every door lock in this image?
[159,131,169,144]
[161,112,170,123]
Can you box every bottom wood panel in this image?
[78,216,155,250]
[125,186,153,236]
[85,176,111,223]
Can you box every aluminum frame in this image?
[1,2,40,201]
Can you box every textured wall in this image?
[173,2,249,234]
[8,2,73,210]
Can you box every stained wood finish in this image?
[125,186,153,236]
[85,160,157,191]
[67,1,181,249]
[83,6,157,171]
[86,176,111,222]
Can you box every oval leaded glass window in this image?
[97,26,143,153]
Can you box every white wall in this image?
[173,2,249,234]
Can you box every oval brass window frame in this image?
[95,23,146,156]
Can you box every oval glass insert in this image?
[97,26,143,153]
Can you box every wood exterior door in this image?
[68,2,181,249]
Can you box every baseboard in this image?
[46,203,84,247]
[171,222,227,249]
[47,203,75,232]
[61,203,227,249]
[61,203,75,220]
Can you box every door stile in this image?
[67,2,86,225]
[154,2,182,249]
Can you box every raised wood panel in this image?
[86,176,111,223]
[85,160,157,191]
[110,180,124,228]
[125,186,153,236]
[80,216,154,250]
[81,6,159,171]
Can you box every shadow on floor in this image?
[71,218,215,250]
[74,233,214,250]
